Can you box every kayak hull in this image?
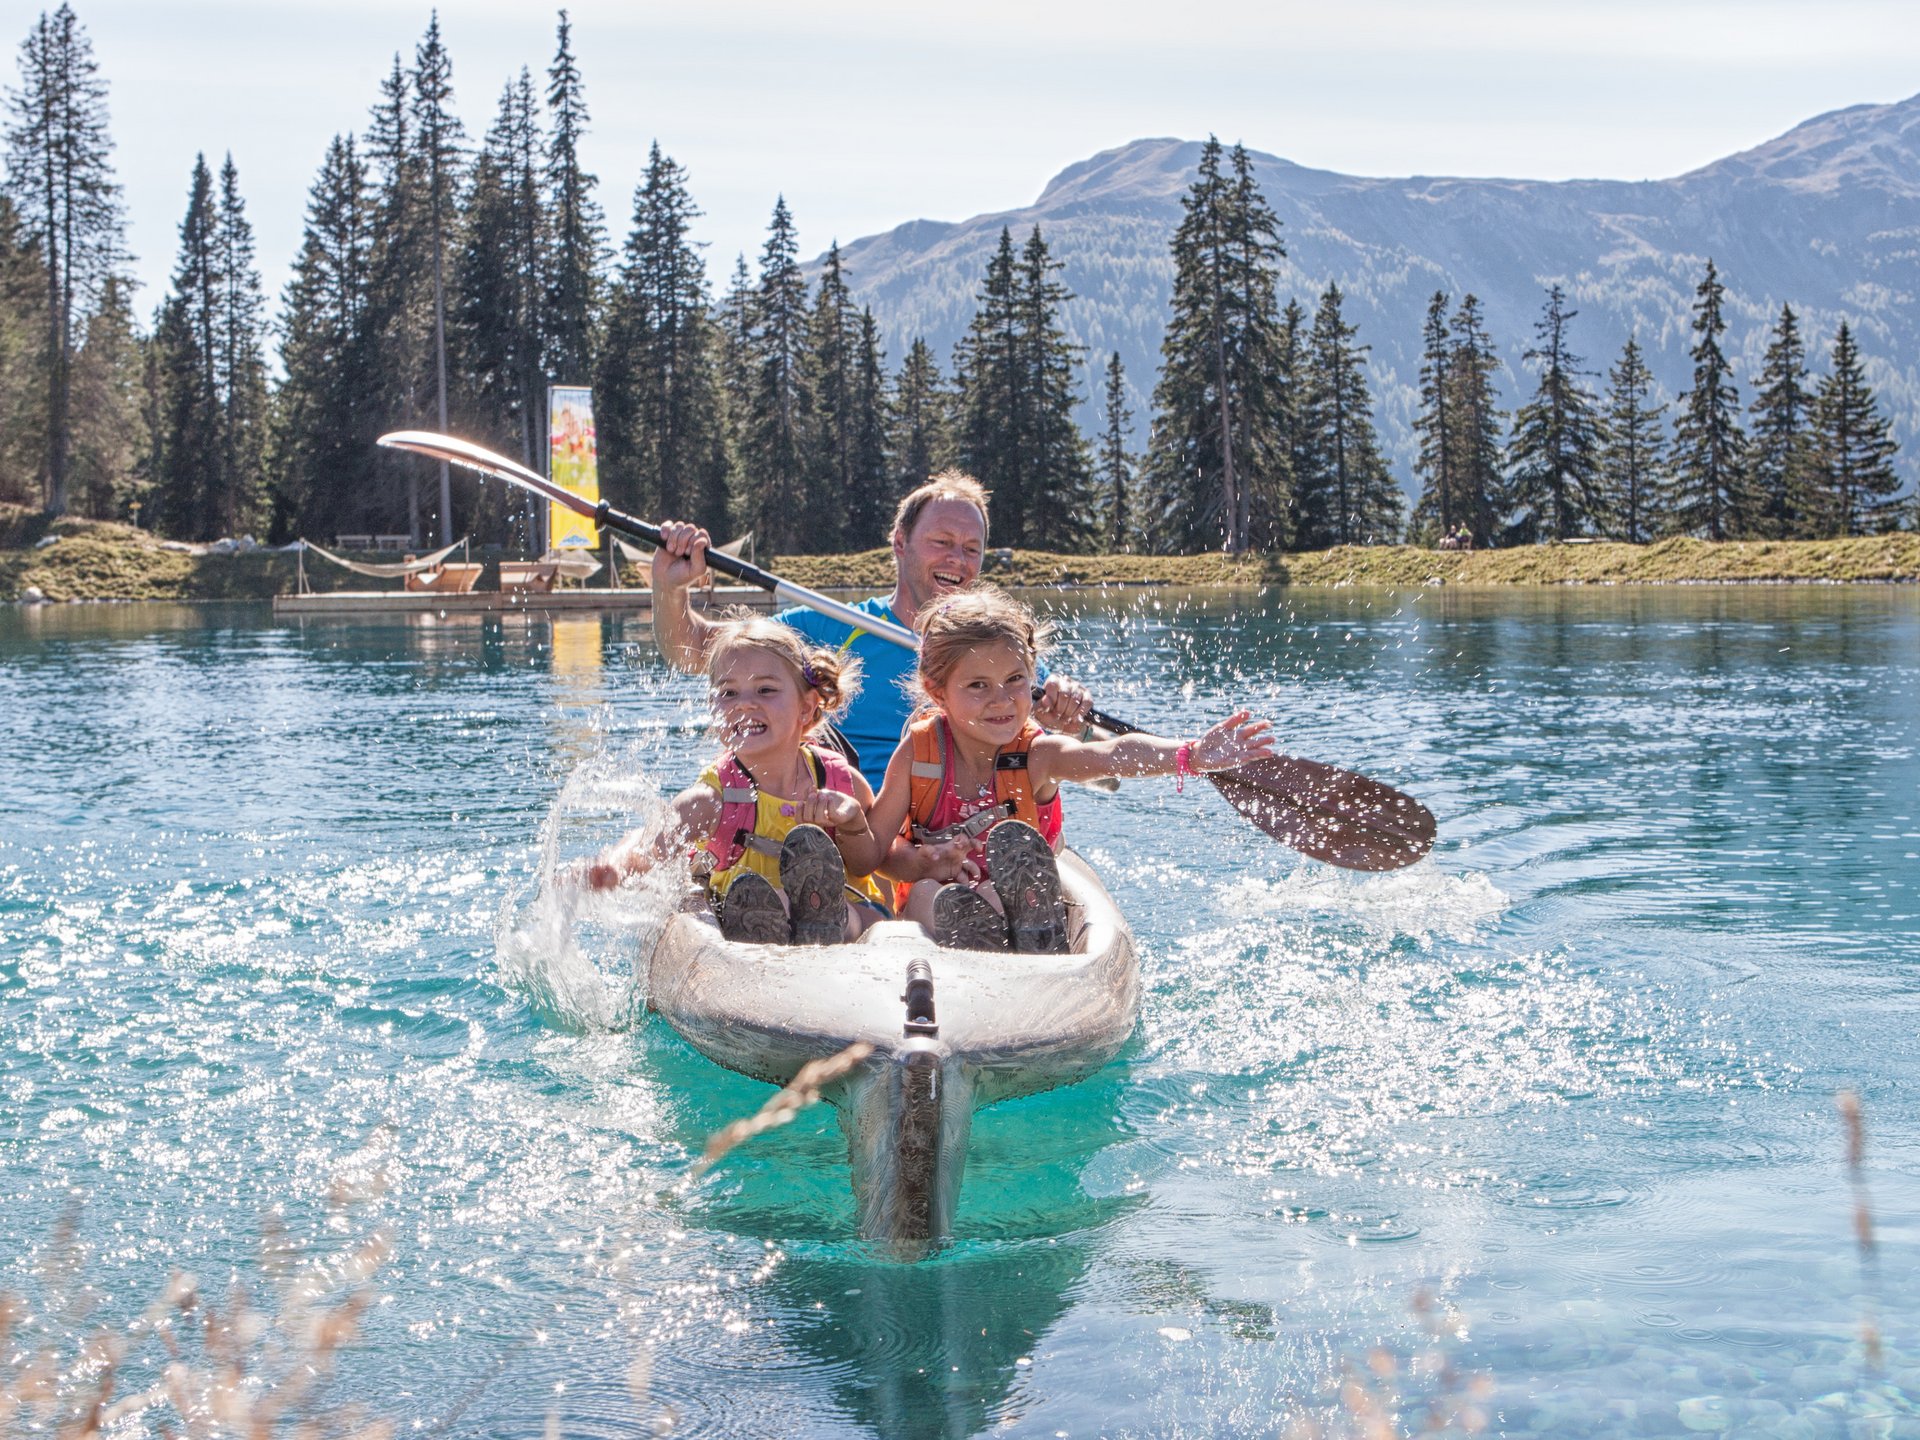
[646,851,1138,1251]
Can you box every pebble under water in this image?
[1,586,1915,1438]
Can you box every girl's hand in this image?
[790,791,866,833]
[1192,710,1276,773]
[915,836,978,884]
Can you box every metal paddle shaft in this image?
[377,429,1436,870]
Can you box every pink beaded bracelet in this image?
[1175,741,1194,793]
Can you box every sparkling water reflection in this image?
[2,589,1915,1437]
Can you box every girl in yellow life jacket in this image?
[843,587,1278,953]
[581,616,886,944]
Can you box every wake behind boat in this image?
[646,851,1138,1252]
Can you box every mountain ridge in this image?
[815,94,1920,501]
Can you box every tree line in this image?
[2,6,1909,553]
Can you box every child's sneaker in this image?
[780,824,848,946]
[987,821,1069,954]
[719,872,788,944]
[933,883,1009,952]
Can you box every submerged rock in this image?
[1679,1395,1736,1431]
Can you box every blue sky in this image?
[38,0,1920,314]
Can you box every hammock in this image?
[301,537,468,579]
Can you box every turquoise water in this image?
[2,588,1915,1437]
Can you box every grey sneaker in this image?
[932,883,1009,952]
[986,821,1068,954]
[719,871,789,944]
[780,824,848,946]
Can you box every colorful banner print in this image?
[547,386,600,549]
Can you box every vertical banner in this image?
[547,385,600,549]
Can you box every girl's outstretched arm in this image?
[577,782,722,890]
[1031,710,1276,788]
[835,739,916,878]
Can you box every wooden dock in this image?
[271,585,779,618]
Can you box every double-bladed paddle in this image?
[378,429,1436,871]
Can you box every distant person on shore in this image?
[649,472,1094,790]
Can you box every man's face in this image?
[893,499,986,617]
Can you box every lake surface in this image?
[2,587,1915,1438]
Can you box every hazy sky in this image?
[33,0,1920,313]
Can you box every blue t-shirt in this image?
[777,595,1049,790]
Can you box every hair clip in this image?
[801,661,821,689]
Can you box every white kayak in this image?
[645,850,1139,1252]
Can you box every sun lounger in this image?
[404,562,483,594]
[498,560,560,594]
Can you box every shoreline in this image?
[3,513,1917,603]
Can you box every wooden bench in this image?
[374,534,413,552]
[498,561,560,594]
[334,533,374,551]
[404,562,483,594]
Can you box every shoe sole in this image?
[987,822,1069,954]
[781,825,848,946]
[719,873,789,945]
[933,883,1009,952]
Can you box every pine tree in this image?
[1098,351,1134,551]
[274,134,374,542]
[1746,303,1818,538]
[599,142,728,537]
[891,336,949,497]
[1015,226,1095,552]
[212,154,267,537]
[152,154,220,539]
[0,194,50,506]
[411,13,464,545]
[1272,299,1311,552]
[1598,335,1667,543]
[1294,283,1401,547]
[1142,137,1289,553]
[452,71,546,545]
[801,241,855,550]
[1669,259,1747,540]
[1813,321,1904,535]
[1506,283,1605,541]
[1409,291,1457,543]
[735,197,813,556]
[4,2,127,515]
[543,8,602,387]
[66,271,142,519]
[845,307,891,548]
[1447,294,1506,546]
[953,227,1022,540]
[713,251,755,479]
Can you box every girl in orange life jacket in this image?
[843,587,1279,953]
[581,616,887,945]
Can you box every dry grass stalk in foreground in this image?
[1284,1288,1492,1440]
[686,1040,874,1182]
[1837,1090,1883,1372]
[0,1132,398,1439]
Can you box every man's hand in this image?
[650,520,710,594]
[1032,673,1093,733]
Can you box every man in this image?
[650,469,1092,787]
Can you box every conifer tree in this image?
[1746,303,1818,538]
[0,195,51,506]
[274,134,374,543]
[1098,351,1134,551]
[66,272,142,519]
[1143,137,1289,553]
[1813,321,1904,535]
[1669,259,1747,540]
[891,335,949,497]
[5,2,126,515]
[1272,298,1311,551]
[953,227,1023,538]
[453,71,546,544]
[735,197,813,555]
[152,154,220,539]
[1015,226,1095,552]
[1506,283,1605,541]
[212,154,267,538]
[1446,294,1507,546]
[411,13,464,544]
[599,142,728,537]
[1409,291,1457,542]
[1598,335,1667,543]
[802,241,855,549]
[543,8,602,387]
[713,251,755,472]
[845,307,892,548]
[1294,283,1401,547]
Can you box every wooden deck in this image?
[271,585,779,618]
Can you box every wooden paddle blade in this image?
[1208,755,1435,872]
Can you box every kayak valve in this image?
[902,957,938,1037]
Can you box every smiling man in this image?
[649,470,1091,788]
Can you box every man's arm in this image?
[650,521,721,673]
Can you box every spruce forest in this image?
[2,8,1910,557]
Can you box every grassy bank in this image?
[4,507,1917,601]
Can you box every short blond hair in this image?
[707,614,862,736]
[913,585,1050,705]
[892,469,990,545]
